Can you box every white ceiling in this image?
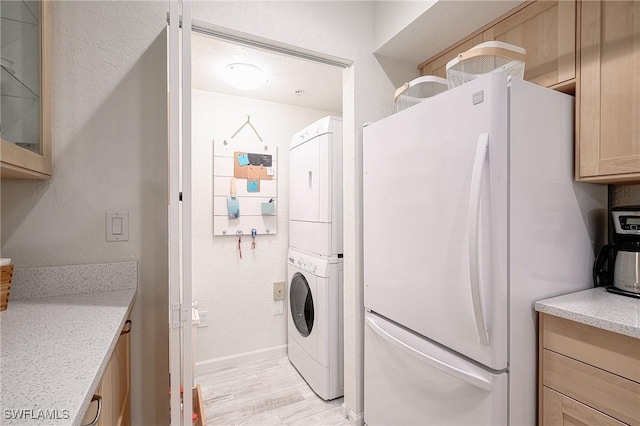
[192,32,344,113]
[191,1,525,113]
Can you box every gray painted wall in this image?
[610,185,640,209]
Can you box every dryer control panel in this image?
[290,115,342,150]
[288,249,340,278]
[289,255,318,275]
[297,257,318,275]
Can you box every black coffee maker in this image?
[593,206,640,298]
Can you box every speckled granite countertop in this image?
[535,287,640,339]
[0,262,137,425]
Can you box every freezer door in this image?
[363,73,509,370]
[364,312,507,426]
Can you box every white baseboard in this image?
[342,403,364,426]
[195,344,288,376]
[341,403,348,418]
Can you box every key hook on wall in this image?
[236,229,243,260]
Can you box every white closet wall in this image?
[192,88,338,372]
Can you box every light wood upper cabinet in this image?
[482,0,576,90]
[0,0,51,179]
[419,34,484,80]
[577,0,640,183]
[419,1,576,91]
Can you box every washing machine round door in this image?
[290,272,314,337]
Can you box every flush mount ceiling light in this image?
[222,63,267,90]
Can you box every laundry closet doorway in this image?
[183,17,349,425]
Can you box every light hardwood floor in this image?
[196,356,349,425]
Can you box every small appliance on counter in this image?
[594,206,640,298]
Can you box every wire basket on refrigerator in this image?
[445,41,526,89]
[394,75,448,112]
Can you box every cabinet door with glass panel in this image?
[1,0,50,179]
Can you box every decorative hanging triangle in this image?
[230,115,264,142]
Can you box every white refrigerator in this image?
[362,73,607,425]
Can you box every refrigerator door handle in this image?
[468,133,490,346]
[365,316,492,392]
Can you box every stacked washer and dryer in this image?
[287,116,344,400]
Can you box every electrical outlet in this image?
[273,282,285,301]
[198,310,208,328]
[273,300,284,315]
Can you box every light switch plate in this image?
[106,211,129,242]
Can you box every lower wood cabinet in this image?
[542,387,625,426]
[82,320,131,426]
[539,313,640,426]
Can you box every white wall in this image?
[0,2,169,425]
[191,2,410,423]
[373,1,436,51]
[191,89,338,370]
[370,1,434,89]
